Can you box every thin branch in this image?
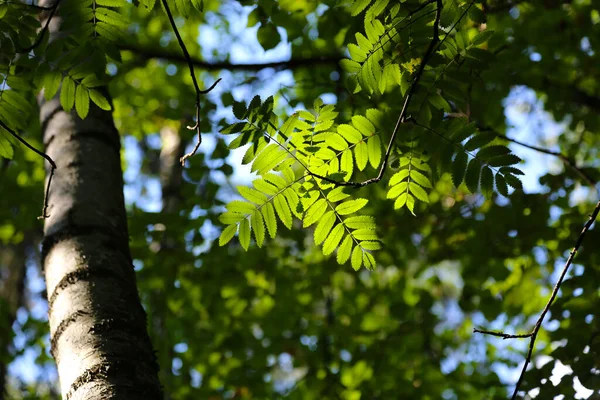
[18,0,60,53]
[491,130,598,188]
[475,199,600,399]
[3,1,54,10]
[158,0,221,166]
[285,0,446,189]
[119,43,344,72]
[0,119,57,218]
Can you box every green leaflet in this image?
[251,211,265,247]
[219,224,237,246]
[323,224,345,256]
[0,131,14,159]
[60,76,76,112]
[355,141,369,171]
[368,135,382,168]
[337,235,353,264]
[262,202,277,238]
[239,186,267,205]
[336,199,368,215]
[314,211,336,245]
[351,246,362,271]
[344,216,376,230]
[75,84,90,119]
[303,198,327,228]
[239,219,251,250]
[273,194,293,229]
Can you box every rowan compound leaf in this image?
[368,135,381,168]
[337,235,353,264]
[323,224,345,256]
[251,211,265,247]
[355,141,368,171]
[273,195,293,229]
[314,211,336,245]
[239,218,251,250]
[303,198,327,227]
[219,224,237,246]
[336,199,368,215]
[351,246,362,271]
[262,202,277,238]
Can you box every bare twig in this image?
[491,131,597,188]
[18,0,60,53]
[475,199,600,399]
[119,43,344,72]
[159,0,221,166]
[0,119,57,218]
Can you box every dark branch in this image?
[488,130,597,187]
[0,119,57,218]
[158,0,221,166]
[475,199,600,399]
[118,43,343,72]
[18,0,60,53]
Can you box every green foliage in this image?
[217,0,523,266]
[2,0,600,399]
[219,97,382,270]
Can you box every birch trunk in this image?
[38,3,162,397]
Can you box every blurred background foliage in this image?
[1,0,599,399]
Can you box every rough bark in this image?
[38,3,162,397]
[40,93,163,400]
[0,242,26,400]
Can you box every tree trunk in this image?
[40,91,163,400]
[0,241,26,400]
[38,4,162,396]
